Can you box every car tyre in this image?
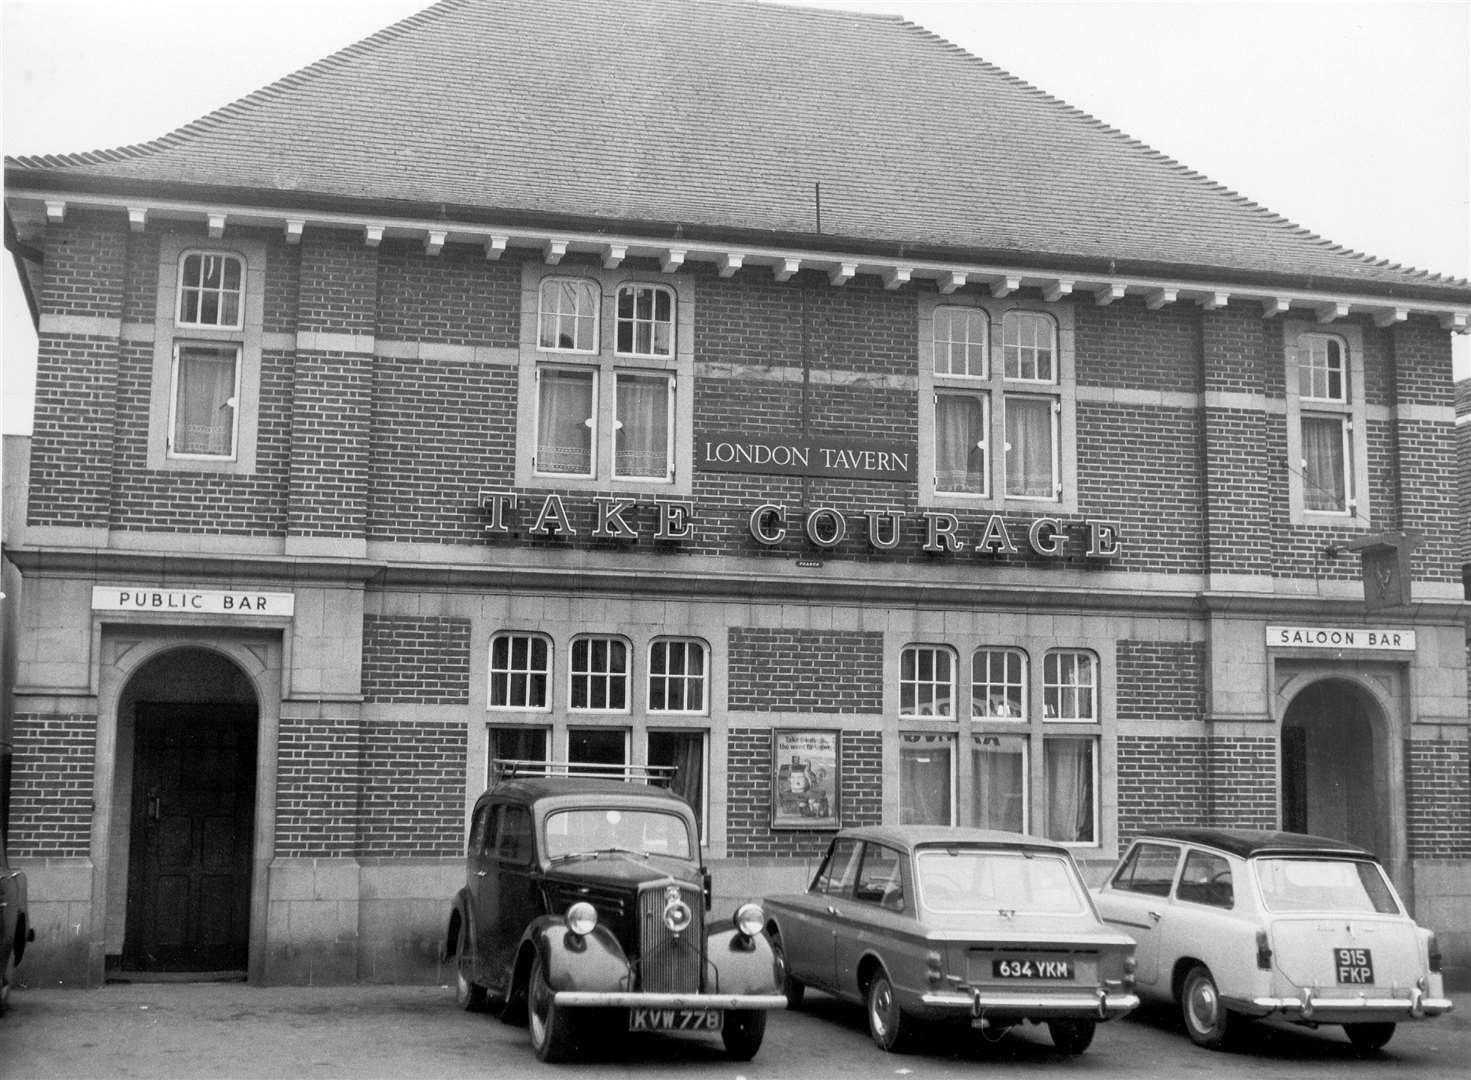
[453,923,488,1012]
[866,970,915,1053]
[528,953,574,1063]
[722,1009,767,1060]
[1180,964,1236,1050]
[1344,1022,1395,1052]
[1047,1018,1096,1054]
[771,933,805,1010]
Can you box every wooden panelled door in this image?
[124,704,257,972]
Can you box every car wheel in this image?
[1180,964,1235,1050]
[453,923,488,1012]
[722,1009,767,1061]
[527,953,574,1063]
[866,970,914,1053]
[771,934,805,1010]
[1344,1022,1396,1052]
[1047,1019,1096,1054]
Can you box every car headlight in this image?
[565,901,598,936]
[733,902,764,938]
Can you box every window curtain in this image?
[173,346,236,455]
[615,374,670,478]
[1302,415,1346,511]
[935,393,984,493]
[537,368,593,474]
[649,731,705,838]
[1005,396,1053,497]
[1044,738,1094,843]
[972,736,1025,832]
[899,736,952,825]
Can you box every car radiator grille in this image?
[636,883,704,993]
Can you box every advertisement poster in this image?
[772,729,840,830]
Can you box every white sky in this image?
[2,0,1468,436]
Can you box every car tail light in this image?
[1428,933,1443,974]
[1256,930,1273,970]
[925,950,943,987]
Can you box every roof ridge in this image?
[892,18,1467,289]
[6,0,465,171]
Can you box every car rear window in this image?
[1255,857,1401,915]
[916,848,1087,914]
[544,808,693,859]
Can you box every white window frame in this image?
[615,282,676,359]
[971,731,1030,833]
[899,644,956,719]
[646,637,709,715]
[532,365,598,479]
[166,342,241,460]
[538,276,600,354]
[1284,322,1368,526]
[612,369,675,482]
[972,647,1028,719]
[488,632,553,712]
[899,731,957,826]
[569,635,631,714]
[1043,649,1098,722]
[933,388,990,497]
[1042,734,1099,847]
[933,305,988,378]
[176,250,246,330]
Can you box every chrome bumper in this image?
[1245,986,1455,1021]
[554,991,788,1010]
[921,987,1139,1021]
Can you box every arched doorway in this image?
[114,647,259,975]
[1280,678,1389,858]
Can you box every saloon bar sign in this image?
[699,434,916,481]
[479,490,1121,560]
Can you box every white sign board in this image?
[92,587,295,617]
[1266,625,1416,651]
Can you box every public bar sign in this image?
[92,586,295,617]
[699,433,916,481]
[1266,625,1416,651]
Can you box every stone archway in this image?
[1280,678,1390,858]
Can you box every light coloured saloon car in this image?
[763,826,1138,1054]
[1094,828,1453,1052]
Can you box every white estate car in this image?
[1093,828,1453,1052]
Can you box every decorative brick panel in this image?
[375,243,519,347]
[1406,738,1471,858]
[41,215,127,320]
[362,614,471,704]
[727,628,883,713]
[288,351,372,539]
[1116,641,1206,723]
[1206,736,1278,829]
[8,713,98,856]
[358,717,464,856]
[1116,734,1208,845]
[26,334,117,528]
[726,726,881,858]
[274,715,360,856]
[297,231,377,335]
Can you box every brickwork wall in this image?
[375,243,519,346]
[40,215,127,319]
[1207,735,1278,828]
[1115,734,1208,844]
[1074,298,1198,393]
[358,717,464,856]
[726,726,882,857]
[361,615,472,704]
[6,713,98,856]
[274,715,360,856]
[297,231,377,334]
[288,351,373,538]
[1116,641,1206,722]
[26,334,117,527]
[726,628,884,713]
[1406,738,1471,858]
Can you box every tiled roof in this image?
[6,0,1468,300]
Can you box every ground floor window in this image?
[1043,736,1097,844]
[648,729,708,842]
[899,732,954,825]
[488,725,549,784]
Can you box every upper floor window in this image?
[973,648,1026,718]
[177,251,244,329]
[1285,324,1366,523]
[489,632,552,710]
[538,277,599,352]
[570,635,629,712]
[1043,649,1097,721]
[900,645,955,718]
[616,284,675,358]
[168,343,240,459]
[648,638,708,713]
[926,304,1066,505]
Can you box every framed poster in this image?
[771,729,841,830]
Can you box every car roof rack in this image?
[491,758,678,787]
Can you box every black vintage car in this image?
[445,761,785,1062]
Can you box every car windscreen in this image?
[544,807,693,860]
[1255,857,1401,915]
[916,848,1088,915]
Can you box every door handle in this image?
[147,790,161,821]
[475,870,487,878]
[1147,910,1162,924]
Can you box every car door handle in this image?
[1147,910,1162,923]
[827,906,840,915]
[476,870,487,878]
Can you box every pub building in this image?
[3,0,1469,989]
